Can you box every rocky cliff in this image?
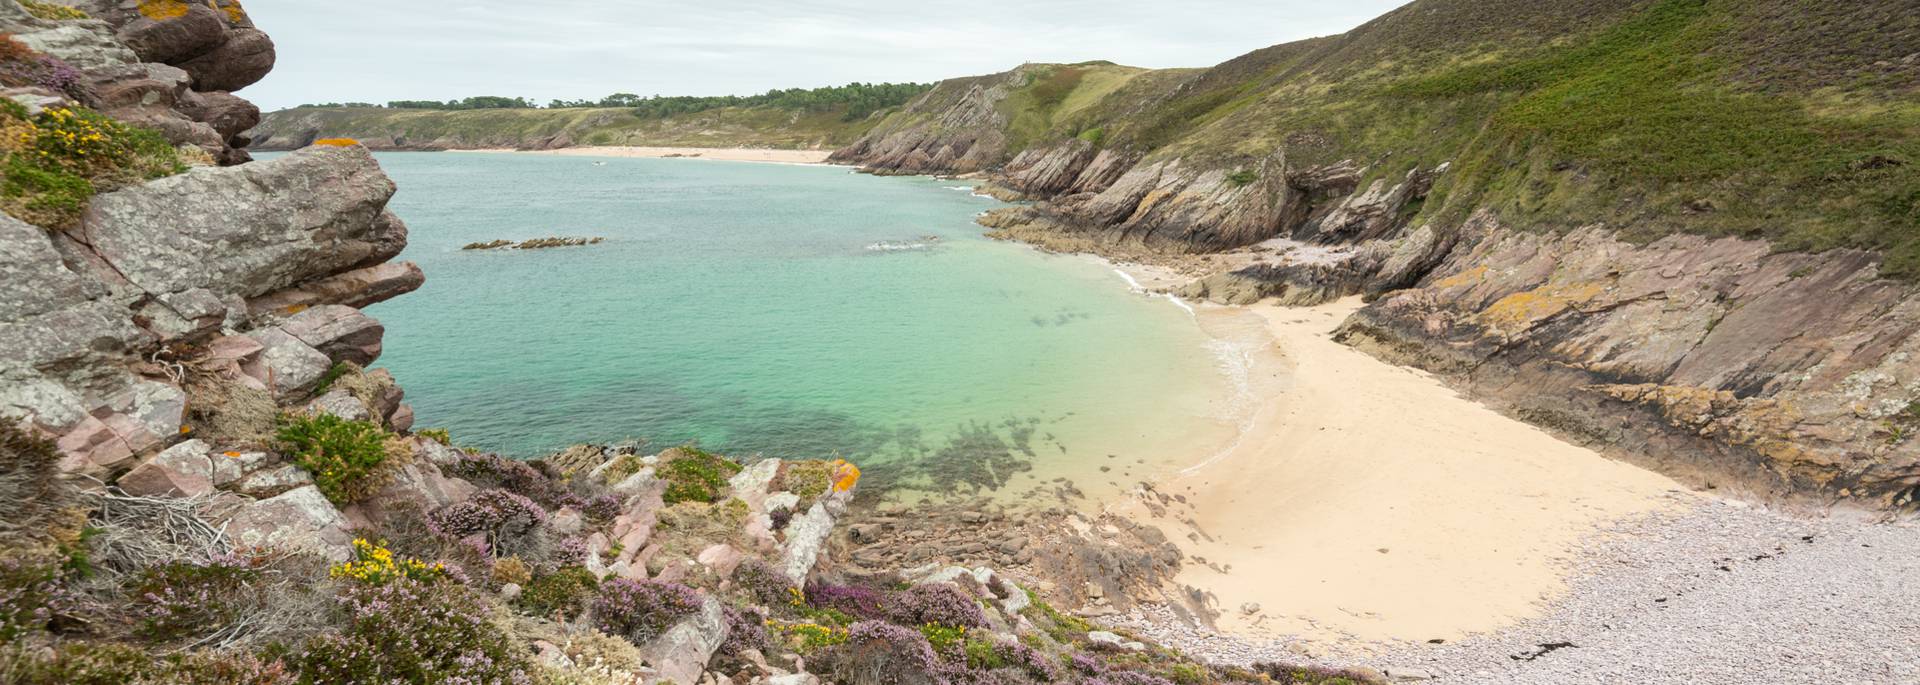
[836,0,1920,510]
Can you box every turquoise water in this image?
[319,152,1245,496]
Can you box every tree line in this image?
[297,82,931,121]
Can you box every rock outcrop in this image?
[2,0,268,164]
[3,144,420,473]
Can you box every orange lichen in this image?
[218,0,247,23]
[1479,280,1607,331]
[1430,264,1489,290]
[829,459,860,493]
[137,0,191,20]
[311,138,361,148]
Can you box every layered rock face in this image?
[1334,215,1920,509]
[826,68,1028,174]
[3,143,423,474]
[1,0,267,164]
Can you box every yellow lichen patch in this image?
[137,0,191,20]
[829,459,861,492]
[1478,280,1607,332]
[1430,264,1489,290]
[311,138,361,148]
[217,0,247,23]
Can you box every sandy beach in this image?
[1118,296,1693,644]
[461,146,835,164]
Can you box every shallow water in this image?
[302,152,1260,498]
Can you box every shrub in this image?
[830,621,942,685]
[19,0,89,20]
[658,447,742,505]
[515,566,598,621]
[919,623,966,656]
[590,579,702,645]
[427,489,548,558]
[0,557,68,643]
[448,451,567,507]
[1252,661,1388,684]
[491,556,531,586]
[275,413,395,505]
[0,419,79,546]
[416,428,451,445]
[130,555,262,641]
[581,493,623,522]
[804,581,887,621]
[716,604,768,660]
[0,642,297,685]
[769,620,848,653]
[294,578,535,684]
[1226,169,1260,187]
[887,583,986,629]
[1099,672,1178,685]
[732,558,798,608]
[328,539,446,586]
[0,106,185,230]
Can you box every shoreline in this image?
[1045,247,1915,683]
[455,146,838,165]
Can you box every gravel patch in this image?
[1110,495,1920,684]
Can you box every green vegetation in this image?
[658,446,743,505]
[516,565,600,620]
[386,95,535,110]
[1226,169,1259,186]
[857,0,1919,276]
[0,98,185,229]
[275,413,395,505]
[18,0,87,20]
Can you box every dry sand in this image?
[1120,296,1694,644]
[462,146,834,164]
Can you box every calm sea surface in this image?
[290,151,1255,497]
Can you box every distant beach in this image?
[459,146,835,164]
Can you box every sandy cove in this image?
[460,146,835,164]
[1118,296,1692,644]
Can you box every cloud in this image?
[239,0,1409,110]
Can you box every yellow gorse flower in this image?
[329,538,447,584]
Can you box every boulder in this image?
[306,388,370,421]
[246,261,425,318]
[79,146,404,301]
[245,328,330,400]
[1087,631,1146,652]
[175,27,273,92]
[229,463,312,499]
[117,438,214,496]
[279,305,384,366]
[221,485,352,561]
[635,595,728,685]
[342,460,476,529]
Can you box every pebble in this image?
[1104,497,1920,684]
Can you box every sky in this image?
[239,1,1411,112]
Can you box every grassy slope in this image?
[253,104,891,151]
[906,0,1920,276]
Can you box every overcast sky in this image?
[240,1,1409,112]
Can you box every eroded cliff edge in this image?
[832,0,1920,510]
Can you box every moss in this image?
[658,446,742,505]
[416,428,451,445]
[1225,169,1259,187]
